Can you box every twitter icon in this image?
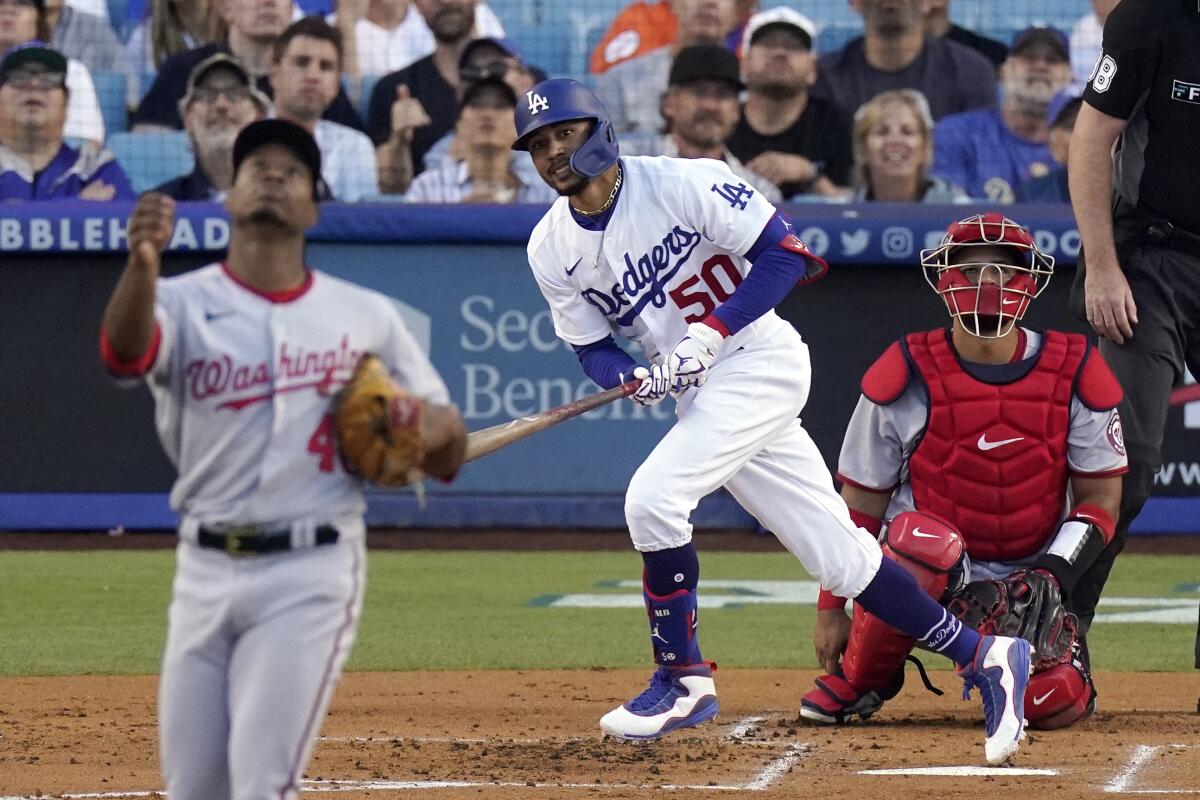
[841,229,870,257]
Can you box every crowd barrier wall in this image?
[1,201,1196,534]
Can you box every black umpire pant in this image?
[1071,218,1200,664]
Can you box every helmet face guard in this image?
[919,213,1054,339]
[511,78,620,179]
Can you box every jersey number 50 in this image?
[668,255,743,323]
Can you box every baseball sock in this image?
[642,544,703,666]
[855,557,982,667]
[641,543,699,594]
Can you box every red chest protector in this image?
[904,329,1086,561]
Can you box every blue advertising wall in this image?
[1,202,1195,534]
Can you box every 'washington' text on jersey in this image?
[184,335,363,407]
[581,226,703,325]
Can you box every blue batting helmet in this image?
[511,78,619,179]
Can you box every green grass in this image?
[0,550,1195,676]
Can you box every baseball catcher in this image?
[802,213,1126,731]
[335,353,467,485]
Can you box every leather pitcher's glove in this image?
[334,354,426,486]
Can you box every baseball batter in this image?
[800,213,1127,731]
[513,78,1032,765]
[98,119,466,800]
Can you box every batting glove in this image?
[666,322,724,391]
[630,365,670,406]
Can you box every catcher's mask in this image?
[920,212,1054,339]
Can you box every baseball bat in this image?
[462,379,641,464]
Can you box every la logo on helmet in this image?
[526,91,549,114]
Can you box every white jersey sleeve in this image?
[374,296,451,404]
[147,277,184,383]
[1068,403,1127,475]
[670,158,776,257]
[837,388,924,492]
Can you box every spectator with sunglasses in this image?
[0,42,132,200]
[403,77,554,203]
[374,35,534,193]
[154,53,270,200]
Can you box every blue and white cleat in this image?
[599,663,718,740]
[959,635,1033,765]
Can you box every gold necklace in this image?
[574,165,622,217]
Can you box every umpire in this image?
[1068,0,1200,676]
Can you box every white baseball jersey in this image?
[527,156,790,364]
[524,154,885,600]
[140,262,448,525]
[838,329,1128,522]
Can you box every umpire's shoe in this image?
[958,635,1033,765]
[599,663,718,739]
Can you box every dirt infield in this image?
[1,670,1196,800]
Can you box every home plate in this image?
[860,766,1059,777]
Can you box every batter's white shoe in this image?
[600,663,718,740]
[958,635,1033,765]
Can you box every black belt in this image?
[197,525,339,556]
[1146,220,1200,260]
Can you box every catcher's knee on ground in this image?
[1025,659,1096,729]
[801,512,965,724]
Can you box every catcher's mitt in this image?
[947,570,1078,672]
[334,354,425,486]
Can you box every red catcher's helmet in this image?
[919,212,1054,338]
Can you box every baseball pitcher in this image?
[801,213,1126,731]
[514,79,1034,765]
[99,119,467,800]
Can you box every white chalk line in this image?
[861,766,1059,777]
[1105,744,1199,795]
[744,742,811,790]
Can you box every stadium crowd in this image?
[0,0,1114,204]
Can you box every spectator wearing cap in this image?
[418,37,536,172]
[327,0,503,79]
[932,26,1074,203]
[1069,0,1120,90]
[403,77,555,203]
[623,44,782,204]
[0,1,104,144]
[155,53,270,200]
[0,42,132,199]
[133,0,365,134]
[372,33,534,193]
[813,0,995,123]
[1016,92,1081,204]
[726,7,851,200]
[269,16,378,200]
[923,0,1007,69]
[594,0,740,135]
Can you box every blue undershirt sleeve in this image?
[572,335,639,389]
[711,216,811,336]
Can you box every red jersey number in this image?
[307,414,337,473]
[668,255,744,323]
